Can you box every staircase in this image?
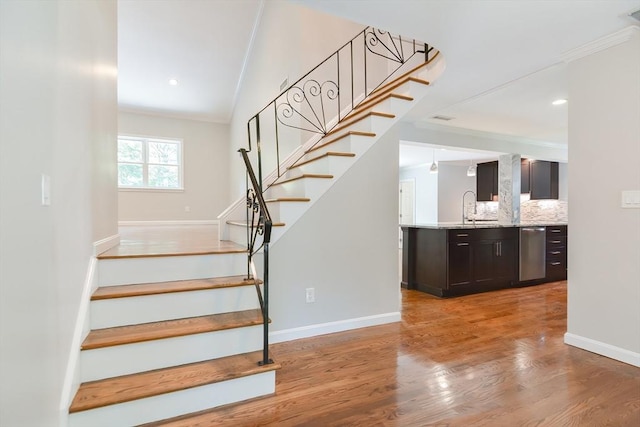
[221,65,444,246]
[67,248,280,427]
[67,26,443,426]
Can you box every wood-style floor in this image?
[148,281,640,426]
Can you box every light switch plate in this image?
[41,174,51,206]
[621,190,640,208]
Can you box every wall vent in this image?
[431,115,454,121]
[630,8,640,22]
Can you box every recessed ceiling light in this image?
[552,98,567,106]
[168,79,179,86]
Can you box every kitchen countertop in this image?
[400,221,568,230]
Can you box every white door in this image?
[399,179,415,247]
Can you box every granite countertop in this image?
[400,221,568,230]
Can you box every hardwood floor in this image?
[149,281,640,426]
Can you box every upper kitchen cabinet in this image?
[477,161,498,202]
[521,159,530,193]
[522,159,559,199]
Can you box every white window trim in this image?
[117,134,184,191]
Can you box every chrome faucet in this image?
[462,190,477,225]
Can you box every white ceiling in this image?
[399,142,502,169]
[118,0,262,123]
[118,0,640,145]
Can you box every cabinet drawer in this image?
[448,230,473,242]
[473,227,518,241]
[546,247,566,260]
[546,225,567,237]
[546,260,567,280]
[546,236,567,248]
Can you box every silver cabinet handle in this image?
[457,233,469,237]
[551,229,562,233]
[457,243,469,246]
[550,251,562,255]
[550,262,562,266]
[550,240,562,244]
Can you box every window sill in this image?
[119,187,185,193]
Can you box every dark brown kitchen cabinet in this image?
[546,225,567,281]
[401,226,518,297]
[521,159,530,193]
[526,160,559,199]
[477,161,498,201]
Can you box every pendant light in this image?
[429,149,438,174]
[467,159,476,177]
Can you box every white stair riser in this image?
[90,285,259,329]
[301,133,374,162]
[266,202,308,226]
[285,154,354,178]
[264,175,330,200]
[68,371,276,427]
[98,253,246,286]
[228,223,249,246]
[80,325,263,382]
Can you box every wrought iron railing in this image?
[239,148,272,366]
[238,26,435,366]
[245,26,435,187]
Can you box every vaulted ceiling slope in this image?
[118,0,640,143]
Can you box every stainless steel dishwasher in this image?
[519,227,546,281]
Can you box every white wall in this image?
[566,29,640,366]
[437,163,475,222]
[265,129,401,337]
[0,1,118,426]
[399,165,438,223]
[228,1,363,200]
[118,112,230,221]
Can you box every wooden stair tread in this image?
[226,220,285,227]
[350,92,414,117]
[291,151,356,169]
[307,131,376,153]
[370,54,437,95]
[325,111,395,137]
[271,173,333,186]
[91,276,260,301]
[69,350,280,413]
[264,197,311,203]
[81,309,264,350]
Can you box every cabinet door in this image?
[494,238,517,284]
[477,161,498,201]
[530,161,559,200]
[448,242,472,287]
[473,240,495,285]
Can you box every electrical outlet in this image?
[305,287,315,303]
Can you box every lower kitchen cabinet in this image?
[546,225,568,281]
[402,226,518,297]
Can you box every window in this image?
[117,136,183,190]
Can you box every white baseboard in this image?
[59,257,97,426]
[118,220,219,226]
[564,332,640,367]
[269,312,401,344]
[93,233,120,256]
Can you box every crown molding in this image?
[408,121,567,150]
[562,25,640,63]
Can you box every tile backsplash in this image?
[467,198,568,222]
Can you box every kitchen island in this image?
[401,222,567,297]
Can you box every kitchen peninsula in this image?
[401,222,567,297]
